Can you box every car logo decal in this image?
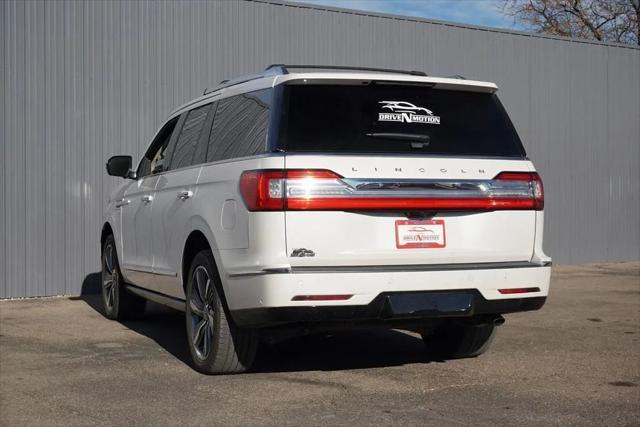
[378,101,440,124]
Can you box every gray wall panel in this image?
[1,0,6,299]
[45,0,66,296]
[4,0,27,298]
[63,0,84,295]
[25,0,45,297]
[1,0,639,298]
[606,47,640,261]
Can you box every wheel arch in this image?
[181,228,242,328]
[179,214,223,287]
[181,230,213,293]
[101,222,115,252]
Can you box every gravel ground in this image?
[1,262,639,426]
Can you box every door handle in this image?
[115,198,130,208]
[177,190,193,200]
[142,195,154,204]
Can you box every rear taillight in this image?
[239,169,344,211]
[239,169,545,212]
[238,170,286,211]
[494,171,544,210]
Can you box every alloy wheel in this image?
[189,266,215,360]
[102,243,117,310]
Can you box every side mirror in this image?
[106,155,134,179]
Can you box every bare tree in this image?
[502,0,639,45]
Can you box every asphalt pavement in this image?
[1,263,639,426]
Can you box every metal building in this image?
[1,0,639,298]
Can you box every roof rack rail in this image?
[202,64,429,96]
[265,64,427,76]
[202,66,286,95]
[448,74,467,80]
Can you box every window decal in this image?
[378,101,440,124]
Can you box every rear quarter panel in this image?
[186,154,287,299]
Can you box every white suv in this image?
[101,65,551,374]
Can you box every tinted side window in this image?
[170,104,212,170]
[206,89,272,162]
[137,117,179,178]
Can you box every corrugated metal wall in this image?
[2,0,639,298]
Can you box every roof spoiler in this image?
[203,64,428,95]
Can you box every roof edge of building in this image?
[253,0,640,51]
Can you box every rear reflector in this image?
[239,169,545,212]
[498,287,541,294]
[291,295,353,301]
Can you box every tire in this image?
[421,320,497,359]
[185,249,258,374]
[101,234,146,320]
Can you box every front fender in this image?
[102,180,131,279]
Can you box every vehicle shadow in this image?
[76,273,443,374]
[252,329,441,373]
[76,273,191,365]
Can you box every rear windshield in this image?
[280,83,526,158]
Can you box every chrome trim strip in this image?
[227,272,266,278]
[123,266,177,277]
[285,177,534,200]
[227,261,549,277]
[227,267,292,278]
[123,265,154,274]
[290,261,546,273]
[152,269,179,277]
[124,284,185,311]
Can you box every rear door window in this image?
[169,104,213,170]
[281,83,526,158]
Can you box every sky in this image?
[291,0,525,31]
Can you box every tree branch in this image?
[500,0,638,44]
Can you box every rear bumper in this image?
[224,263,551,327]
[232,290,546,328]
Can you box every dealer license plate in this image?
[395,220,446,249]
